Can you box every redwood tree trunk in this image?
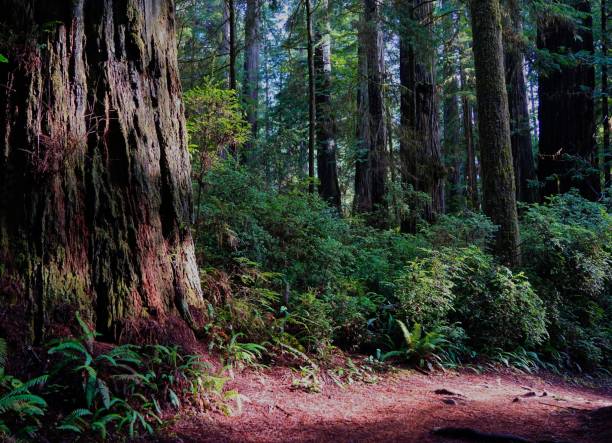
[306,0,316,193]
[603,0,610,186]
[315,0,341,210]
[354,0,388,226]
[442,4,463,213]
[503,0,538,203]
[0,0,203,345]
[399,0,445,233]
[243,0,260,151]
[537,0,599,200]
[470,0,521,266]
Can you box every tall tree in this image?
[306,0,316,193]
[0,0,203,344]
[537,0,599,200]
[227,0,237,91]
[460,67,479,209]
[441,4,463,212]
[243,0,261,149]
[470,0,521,266]
[354,0,388,226]
[314,0,341,209]
[399,0,445,233]
[502,0,538,203]
[603,0,610,186]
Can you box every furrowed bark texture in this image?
[354,0,388,227]
[502,0,538,203]
[470,0,521,266]
[537,0,599,200]
[315,0,341,210]
[399,0,445,233]
[0,0,203,344]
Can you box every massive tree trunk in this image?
[0,0,203,345]
[315,0,341,210]
[399,0,445,233]
[537,0,599,200]
[502,0,538,203]
[243,0,260,151]
[354,0,388,227]
[470,0,521,266]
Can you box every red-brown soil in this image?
[162,366,612,443]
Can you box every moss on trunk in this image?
[0,0,203,345]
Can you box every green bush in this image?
[394,254,455,328]
[392,247,547,353]
[448,247,548,351]
[521,192,612,369]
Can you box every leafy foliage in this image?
[0,338,48,441]
[521,192,612,369]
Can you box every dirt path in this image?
[163,366,612,443]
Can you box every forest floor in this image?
[160,360,612,443]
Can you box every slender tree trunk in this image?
[537,0,599,200]
[502,0,538,203]
[0,0,203,345]
[314,0,341,209]
[354,0,388,227]
[228,0,237,91]
[470,0,521,266]
[243,0,260,151]
[459,60,479,209]
[306,0,316,193]
[442,6,463,213]
[399,0,445,233]
[603,0,610,186]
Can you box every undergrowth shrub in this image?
[0,338,47,441]
[447,247,548,351]
[521,192,612,370]
[44,315,235,440]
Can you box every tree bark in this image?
[306,0,316,193]
[470,0,521,266]
[243,0,260,151]
[314,0,341,209]
[228,0,237,91]
[442,5,463,213]
[502,0,538,203]
[399,0,445,233]
[537,0,599,200]
[354,0,388,227]
[603,0,610,186]
[459,60,479,210]
[0,0,203,345]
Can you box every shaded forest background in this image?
[0,0,610,440]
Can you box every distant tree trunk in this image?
[603,0,610,186]
[399,0,445,233]
[537,0,599,200]
[442,6,463,213]
[354,0,388,227]
[460,63,479,209]
[470,0,521,266]
[228,0,237,91]
[243,0,260,151]
[306,0,316,193]
[315,0,341,209]
[0,0,203,345]
[502,0,538,203]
